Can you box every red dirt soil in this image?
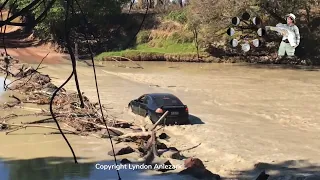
[1,26,67,64]
[5,45,66,64]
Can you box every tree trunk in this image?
[193,27,200,61]
[154,0,159,8]
[177,0,183,7]
[163,0,169,10]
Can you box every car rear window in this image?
[153,96,183,106]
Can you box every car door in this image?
[130,99,139,114]
[136,95,146,116]
[139,96,150,116]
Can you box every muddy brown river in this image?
[1,61,320,179]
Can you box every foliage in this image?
[3,0,320,61]
[165,9,187,24]
[137,30,151,44]
[187,0,256,43]
[168,31,193,43]
[8,0,130,41]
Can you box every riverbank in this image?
[96,51,313,65]
[94,39,314,65]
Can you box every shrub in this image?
[166,9,187,24]
[169,31,194,43]
[137,31,151,44]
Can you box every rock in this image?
[184,157,205,169]
[100,129,123,138]
[155,160,176,172]
[168,147,178,151]
[157,142,168,149]
[107,146,134,156]
[180,157,221,179]
[120,158,131,164]
[114,122,131,128]
[159,133,169,139]
[0,124,7,130]
[157,149,167,155]
[161,150,183,160]
[179,168,221,180]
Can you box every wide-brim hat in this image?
[286,13,296,23]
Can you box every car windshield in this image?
[153,96,183,106]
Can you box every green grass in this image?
[96,40,199,59]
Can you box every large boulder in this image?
[108,146,135,156]
[179,157,221,180]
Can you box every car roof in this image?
[146,93,179,99]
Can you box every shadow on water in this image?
[237,63,320,72]
[0,156,186,180]
[189,114,205,125]
[228,160,320,180]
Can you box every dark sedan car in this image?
[128,93,190,125]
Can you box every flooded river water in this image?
[0,74,185,179]
[1,61,320,179]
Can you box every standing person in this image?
[277,13,300,59]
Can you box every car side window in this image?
[139,95,146,103]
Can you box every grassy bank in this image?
[95,39,209,62]
[94,9,211,62]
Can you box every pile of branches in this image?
[0,56,132,135]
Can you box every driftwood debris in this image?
[0,56,133,135]
[110,56,144,69]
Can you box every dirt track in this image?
[5,45,65,64]
[1,25,66,64]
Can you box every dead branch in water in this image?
[9,95,21,103]
[1,122,80,135]
[22,117,55,124]
[110,57,126,68]
[151,111,169,131]
[178,142,202,152]
[111,56,144,69]
[0,112,49,121]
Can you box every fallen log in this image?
[118,131,152,139]
[78,119,125,135]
